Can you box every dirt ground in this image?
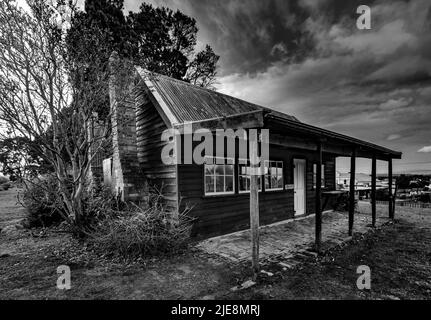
[1,187,430,300]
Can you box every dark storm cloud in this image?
[126,0,317,74]
[125,0,431,172]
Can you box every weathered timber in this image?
[249,129,260,279]
[388,158,394,219]
[349,148,356,236]
[315,142,322,252]
[371,155,377,227]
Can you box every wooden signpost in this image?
[249,130,260,280]
[388,158,394,219]
[315,142,322,252]
[371,154,377,227]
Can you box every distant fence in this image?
[375,200,431,209]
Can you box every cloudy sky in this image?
[124,0,431,174]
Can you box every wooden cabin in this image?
[101,57,402,239]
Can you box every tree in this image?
[65,1,124,121]
[186,45,220,88]
[0,136,51,181]
[0,0,219,234]
[396,174,411,189]
[0,0,123,233]
[67,0,219,89]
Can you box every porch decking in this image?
[196,202,390,264]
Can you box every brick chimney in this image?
[108,52,146,201]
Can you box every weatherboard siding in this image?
[135,91,177,210]
[177,144,337,238]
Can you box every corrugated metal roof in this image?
[137,68,299,124]
[135,68,401,158]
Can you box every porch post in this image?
[349,148,356,236]
[388,158,394,219]
[315,142,322,252]
[371,154,377,227]
[249,129,260,279]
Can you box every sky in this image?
[122,0,431,175]
[16,0,431,174]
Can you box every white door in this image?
[294,159,306,216]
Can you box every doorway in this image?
[294,159,306,216]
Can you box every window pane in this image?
[225,164,234,176]
[205,164,215,175]
[215,164,224,176]
[216,176,224,192]
[263,161,283,190]
[239,176,249,191]
[277,175,283,188]
[265,174,270,189]
[240,166,247,175]
[225,176,233,192]
[205,176,214,193]
[271,175,277,188]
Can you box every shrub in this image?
[333,192,358,212]
[20,175,66,228]
[80,183,125,229]
[20,175,127,230]
[376,189,390,201]
[89,193,193,259]
[418,193,431,203]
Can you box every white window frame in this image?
[264,160,284,191]
[238,159,263,193]
[204,156,235,196]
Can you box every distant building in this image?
[336,172,396,199]
[336,172,372,188]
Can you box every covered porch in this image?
[265,113,402,252]
[197,202,391,264]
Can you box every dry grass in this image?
[89,201,193,259]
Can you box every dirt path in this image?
[1,188,430,300]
